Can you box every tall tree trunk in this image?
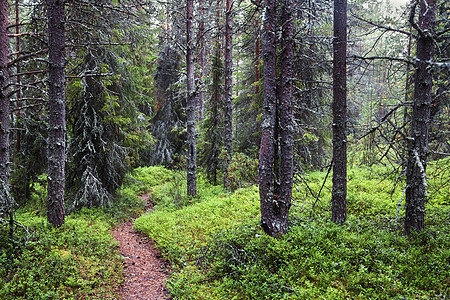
[15,0,21,153]
[405,0,437,235]
[1,0,14,239]
[259,0,294,237]
[0,0,9,187]
[186,0,197,196]
[47,0,66,227]
[223,0,233,189]
[331,0,347,224]
[278,0,294,234]
[259,0,277,236]
[209,47,223,185]
[196,0,205,121]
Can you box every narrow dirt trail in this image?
[112,194,171,300]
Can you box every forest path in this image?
[112,193,171,300]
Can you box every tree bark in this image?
[0,0,13,240]
[223,0,233,189]
[259,0,277,236]
[14,0,21,154]
[47,0,66,227]
[405,0,437,235]
[331,0,347,224]
[186,0,197,197]
[259,0,295,237]
[196,0,205,121]
[0,0,10,188]
[278,0,294,234]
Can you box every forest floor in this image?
[112,193,171,300]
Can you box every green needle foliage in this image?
[199,47,224,186]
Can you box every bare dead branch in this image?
[10,69,48,77]
[8,49,49,68]
[350,54,413,65]
[351,14,413,37]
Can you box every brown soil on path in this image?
[112,193,171,300]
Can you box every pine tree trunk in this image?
[186,0,197,197]
[259,0,277,236]
[331,0,347,224]
[0,0,9,187]
[405,0,437,234]
[47,0,66,226]
[223,0,233,189]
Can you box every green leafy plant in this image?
[223,152,259,191]
[134,162,450,299]
[0,210,123,299]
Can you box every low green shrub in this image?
[0,209,122,299]
[134,162,449,299]
[0,166,169,299]
[172,214,450,299]
[427,158,450,205]
[134,185,260,265]
[148,172,225,211]
[224,152,259,191]
[121,166,174,196]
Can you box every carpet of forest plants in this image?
[0,166,173,299]
[1,162,448,299]
[134,159,450,299]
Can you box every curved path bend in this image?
[112,194,171,300]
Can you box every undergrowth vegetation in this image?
[0,210,122,299]
[0,166,170,299]
[135,161,450,299]
[1,163,448,299]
